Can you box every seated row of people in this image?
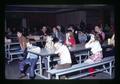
[6,24,114,79]
[5,25,108,46]
[16,28,108,79]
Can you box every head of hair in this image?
[17,29,27,36]
[17,29,23,34]
[52,37,59,44]
[85,34,91,43]
[66,29,72,33]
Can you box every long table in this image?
[28,44,91,79]
[28,41,113,79]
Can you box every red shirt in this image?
[65,36,76,46]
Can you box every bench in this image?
[47,56,115,79]
[8,50,24,63]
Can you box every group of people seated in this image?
[5,24,115,79]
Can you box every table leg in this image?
[47,56,51,79]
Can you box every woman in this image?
[52,27,65,44]
[94,25,105,44]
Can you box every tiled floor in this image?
[5,59,114,80]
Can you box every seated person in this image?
[64,30,76,48]
[78,30,87,44]
[84,34,103,76]
[40,35,55,70]
[84,34,103,63]
[53,37,72,69]
[5,36,11,43]
[45,35,55,50]
[19,40,41,79]
[17,30,28,59]
[105,33,115,56]
[94,25,105,44]
[108,33,115,46]
[52,27,65,44]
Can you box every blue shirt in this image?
[78,34,87,43]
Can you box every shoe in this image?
[19,73,26,79]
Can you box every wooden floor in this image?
[5,59,115,80]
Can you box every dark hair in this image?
[53,27,59,31]
[17,29,23,33]
[17,29,27,36]
[66,29,72,33]
[85,34,91,43]
[52,37,59,44]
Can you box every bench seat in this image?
[47,56,115,79]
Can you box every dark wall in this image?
[86,10,104,27]
[6,9,114,32]
[6,12,56,29]
[56,11,86,27]
[27,13,56,28]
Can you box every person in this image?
[94,25,105,44]
[40,26,49,36]
[33,27,38,35]
[17,30,28,59]
[19,41,41,79]
[84,34,103,63]
[105,33,115,57]
[45,35,55,50]
[65,30,76,48]
[56,25,62,32]
[42,35,55,70]
[53,37,72,69]
[67,25,79,44]
[84,34,103,76]
[12,27,17,36]
[56,25,65,34]
[7,27,12,36]
[108,34,115,46]
[79,20,86,31]
[5,32,11,43]
[78,30,87,44]
[39,26,49,47]
[52,27,65,44]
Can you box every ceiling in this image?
[5,5,113,13]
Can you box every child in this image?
[84,34,103,76]
[19,40,41,79]
[65,30,76,48]
[17,30,28,59]
[78,30,87,44]
[85,34,103,63]
[45,35,55,50]
[53,37,72,69]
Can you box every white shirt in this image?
[85,40,102,54]
[27,43,41,59]
[55,45,72,64]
